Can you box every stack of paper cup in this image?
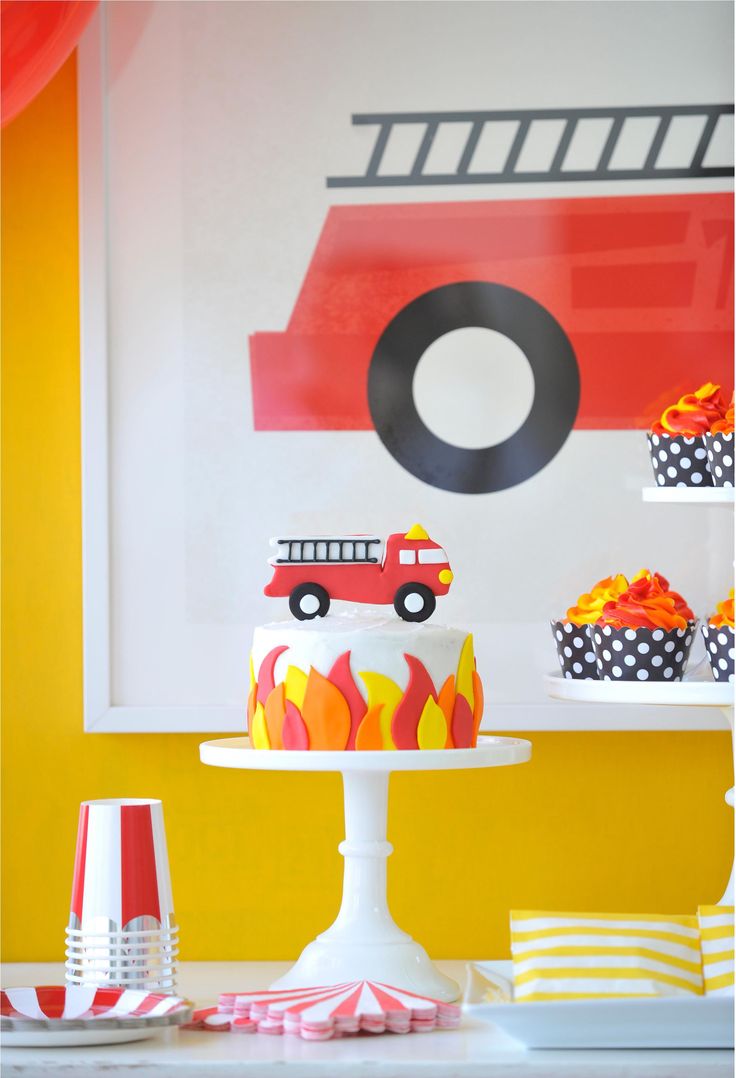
[65,799,178,991]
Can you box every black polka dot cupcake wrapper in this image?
[551,620,598,680]
[591,622,696,682]
[704,431,734,488]
[647,433,713,487]
[702,624,735,683]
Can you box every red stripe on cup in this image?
[121,804,160,927]
[70,804,89,922]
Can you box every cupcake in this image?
[648,383,727,487]
[702,589,734,683]
[551,574,628,679]
[592,570,696,681]
[704,402,734,488]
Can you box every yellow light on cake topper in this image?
[404,524,429,540]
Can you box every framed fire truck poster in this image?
[78,1,734,732]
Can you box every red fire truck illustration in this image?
[264,524,453,621]
[250,105,734,494]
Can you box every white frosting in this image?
[251,610,471,699]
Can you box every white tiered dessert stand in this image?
[547,482,734,904]
[200,735,531,1001]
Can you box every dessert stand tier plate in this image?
[642,486,734,505]
[544,672,733,707]
[200,735,531,1002]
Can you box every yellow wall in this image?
[2,56,733,963]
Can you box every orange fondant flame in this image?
[437,675,455,749]
[355,705,385,750]
[264,684,286,750]
[300,667,351,750]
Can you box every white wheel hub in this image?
[300,593,320,615]
[404,592,424,614]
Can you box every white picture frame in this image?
[77,4,732,734]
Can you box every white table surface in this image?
[2,962,733,1078]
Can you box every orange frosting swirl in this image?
[600,570,694,631]
[651,382,728,437]
[711,402,735,435]
[566,574,629,626]
[710,589,734,628]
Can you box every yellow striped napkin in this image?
[510,910,703,1002]
[698,906,734,995]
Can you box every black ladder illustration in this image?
[327,104,734,187]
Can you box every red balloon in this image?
[1,0,98,127]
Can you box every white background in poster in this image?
[78,0,734,731]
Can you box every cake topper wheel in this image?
[200,736,531,1001]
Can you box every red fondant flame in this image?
[328,651,367,751]
[451,694,474,748]
[282,701,309,750]
[391,654,437,750]
[256,646,288,706]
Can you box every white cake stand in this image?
[200,735,531,1001]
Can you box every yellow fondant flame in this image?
[456,634,475,712]
[416,695,448,750]
[284,665,308,710]
[404,523,429,541]
[249,653,256,691]
[359,671,402,750]
[250,702,270,749]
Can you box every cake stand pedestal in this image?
[200,736,531,1001]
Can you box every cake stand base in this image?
[200,737,531,1002]
[271,937,458,1000]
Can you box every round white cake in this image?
[247,614,483,751]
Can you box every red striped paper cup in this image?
[69,799,175,934]
[66,799,176,991]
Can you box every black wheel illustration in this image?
[367,281,580,494]
[393,583,436,623]
[289,583,330,620]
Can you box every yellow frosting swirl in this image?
[567,574,629,626]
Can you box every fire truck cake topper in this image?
[264,525,453,622]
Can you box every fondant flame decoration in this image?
[248,637,483,751]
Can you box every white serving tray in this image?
[464,962,735,1049]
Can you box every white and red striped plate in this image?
[1,985,193,1047]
